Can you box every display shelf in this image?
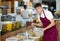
[0,26,32,41]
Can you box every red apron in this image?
[40,11,58,41]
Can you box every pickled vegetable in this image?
[15,21,21,29]
[6,23,13,31]
[2,24,7,33]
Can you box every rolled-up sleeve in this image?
[45,11,54,20]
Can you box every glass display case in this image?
[1,15,16,21]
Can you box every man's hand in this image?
[42,28,47,32]
[31,23,35,27]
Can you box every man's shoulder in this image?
[44,10,51,13]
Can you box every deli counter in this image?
[0,14,43,41]
[0,10,60,41]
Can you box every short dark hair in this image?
[34,3,42,8]
[24,5,27,9]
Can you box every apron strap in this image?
[43,11,46,18]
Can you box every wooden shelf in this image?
[0,26,32,41]
[1,0,14,13]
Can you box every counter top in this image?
[0,26,32,41]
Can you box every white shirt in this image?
[40,10,54,20]
[22,9,29,18]
[37,10,54,22]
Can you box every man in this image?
[32,3,58,41]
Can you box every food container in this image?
[6,37,19,41]
[23,38,35,41]
[33,27,43,37]
[15,21,21,29]
[1,15,8,21]
[0,22,3,31]
[6,22,13,31]
[20,21,26,27]
[26,21,32,26]
[6,35,24,41]
[33,17,40,23]
[1,22,7,34]
[26,27,43,41]
[1,21,14,35]
[1,15,16,21]
[0,30,1,36]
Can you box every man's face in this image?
[36,7,43,14]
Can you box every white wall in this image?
[33,0,42,3]
[56,0,60,11]
[14,1,18,14]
